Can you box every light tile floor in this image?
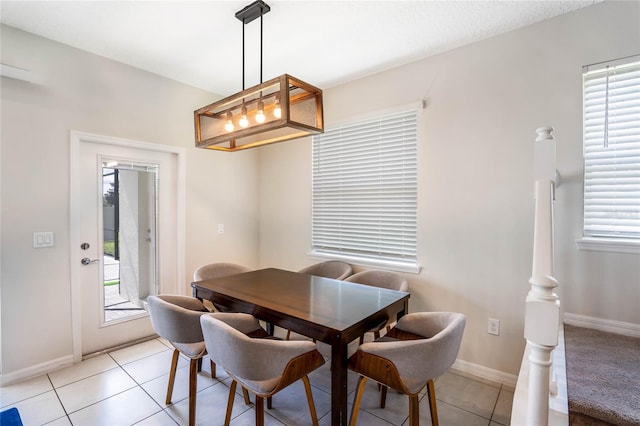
[0,335,513,425]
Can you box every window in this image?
[580,55,640,253]
[311,107,419,272]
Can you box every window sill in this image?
[308,250,421,274]
[576,237,640,254]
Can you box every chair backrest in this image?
[345,270,409,292]
[200,313,319,382]
[360,312,466,390]
[147,295,207,344]
[298,261,352,280]
[193,262,251,281]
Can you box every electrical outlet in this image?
[488,318,500,336]
[217,224,225,234]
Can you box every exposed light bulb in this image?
[224,112,234,132]
[255,101,266,123]
[239,106,249,128]
[273,101,282,119]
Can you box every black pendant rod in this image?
[242,19,245,90]
[260,13,263,84]
[236,1,270,89]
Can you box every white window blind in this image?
[311,108,418,270]
[583,56,640,239]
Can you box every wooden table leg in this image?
[331,335,349,425]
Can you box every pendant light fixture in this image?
[194,0,324,152]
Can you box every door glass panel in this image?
[102,160,159,323]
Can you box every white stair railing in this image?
[522,126,561,425]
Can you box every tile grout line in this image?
[108,350,174,423]
[57,384,140,417]
[57,351,161,422]
[50,365,121,390]
[47,373,73,426]
[0,387,50,411]
[437,398,494,424]
[488,383,502,424]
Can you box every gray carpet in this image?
[564,324,640,426]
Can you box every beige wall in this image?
[258,1,640,376]
[1,1,638,381]
[0,25,260,376]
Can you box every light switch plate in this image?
[488,318,500,336]
[33,231,55,248]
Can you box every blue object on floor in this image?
[0,407,23,426]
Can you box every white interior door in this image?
[70,132,184,356]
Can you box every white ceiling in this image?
[1,0,599,95]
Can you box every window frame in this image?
[309,105,421,273]
[577,55,640,254]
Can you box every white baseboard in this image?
[564,313,640,338]
[0,354,74,387]
[451,358,518,389]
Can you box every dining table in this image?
[191,267,410,426]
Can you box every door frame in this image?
[70,131,185,361]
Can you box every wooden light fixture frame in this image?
[194,1,323,152]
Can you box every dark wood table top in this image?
[191,267,410,343]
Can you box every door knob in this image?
[81,257,100,265]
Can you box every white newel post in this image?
[524,127,560,425]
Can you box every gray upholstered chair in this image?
[147,295,213,426]
[298,260,353,280]
[348,312,466,426]
[193,262,251,312]
[345,270,409,343]
[200,312,326,426]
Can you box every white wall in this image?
[1,1,638,383]
[0,26,260,376]
[258,1,640,377]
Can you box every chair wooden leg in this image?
[285,329,291,340]
[427,379,438,426]
[267,396,272,409]
[165,349,180,405]
[210,359,216,378]
[242,387,252,405]
[409,394,420,426]
[188,359,198,426]
[349,376,368,426]
[302,375,319,426]
[255,396,265,426]
[380,385,388,408]
[224,380,237,426]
